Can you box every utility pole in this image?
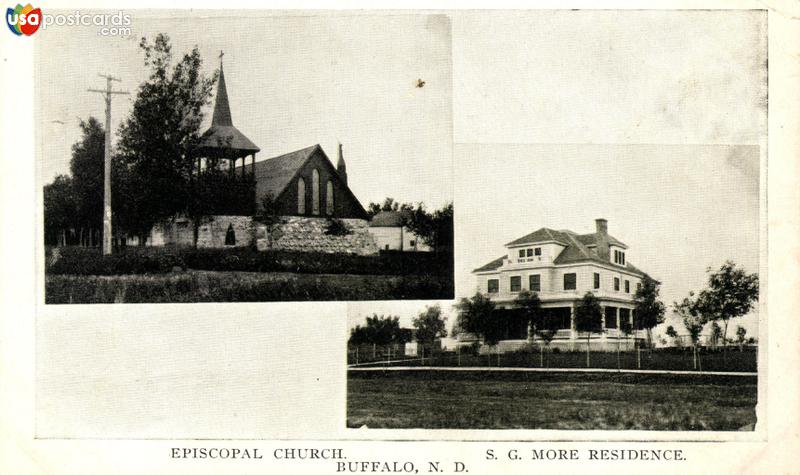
[88,74,129,255]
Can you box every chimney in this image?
[595,218,610,260]
[336,142,347,185]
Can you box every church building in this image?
[146,55,377,255]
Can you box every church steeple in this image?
[337,142,347,185]
[211,51,233,127]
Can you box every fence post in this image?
[457,345,461,366]
[355,346,359,365]
[373,343,376,359]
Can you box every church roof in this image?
[251,144,322,199]
[196,63,260,158]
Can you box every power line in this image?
[88,73,129,255]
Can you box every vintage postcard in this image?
[2,3,799,475]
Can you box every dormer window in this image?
[526,249,533,257]
[613,249,626,266]
[534,247,542,256]
[519,249,525,258]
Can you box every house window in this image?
[534,247,541,256]
[625,280,630,293]
[510,276,522,292]
[410,240,416,247]
[564,273,576,290]
[614,250,618,263]
[526,248,533,257]
[519,249,525,258]
[593,272,600,289]
[636,282,642,292]
[325,180,334,216]
[224,224,236,246]
[529,274,541,292]
[487,279,499,294]
[297,178,306,214]
[614,277,620,291]
[311,169,320,215]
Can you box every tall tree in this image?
[412,304,448,350]
[69,117,106,246]
[115,33,217,243]
[574,292,603,367]
[694,261,759,356]
[43,175,76,246]
[633,275,666,347]
[513,290,547,365]
[674,295,704,370]
[454,292,501,361]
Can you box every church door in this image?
[225,224,236,246]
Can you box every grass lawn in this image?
[46,270,453,303]
[347,371,757,430]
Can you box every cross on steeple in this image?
[219,50,224,67]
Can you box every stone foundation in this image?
[196,215,254,248]
[256,216,378,255]
[148,215,254,248]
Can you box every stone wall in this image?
[148,216,254,248]
[196,215,254,248]
[256,216,379,255]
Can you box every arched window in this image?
[297,178,306,214]
[225,223,236,246]
[326,180,334,216]
[311,169,320,215]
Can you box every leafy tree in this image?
[115,33,217,244]
[454,292,501,361]
[695,261,759,355]
[69,117,106,246]
[412,304,448,351]
[574,292,603,367]
[710,321,723,349]
[735,326,748,352]
[634,275,666,347]
[348,314,412,346]
[665,325,679,347]
[43,174,76,246]
[674,295,704,370]
[513,290,547,366]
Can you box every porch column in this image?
[616,307,621,329]
[569,303,577,340]
[600,305,607,341]
[600,305,606,330]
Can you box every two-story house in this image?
[472,218,647,350]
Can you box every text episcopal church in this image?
[143,56,380,255]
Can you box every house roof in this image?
[369,210,409,227]
[473,255,507,273]
[251,144,321,199]
[505,228,570,247]
[474,227,643,275]
[195,64,260,158]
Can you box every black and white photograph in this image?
[347,10,764,432]
[5,3,800,475]
[39,13,454,303]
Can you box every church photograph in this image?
[40,14,454,303]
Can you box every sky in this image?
[348,10,766,340]
[36,11,453,210]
